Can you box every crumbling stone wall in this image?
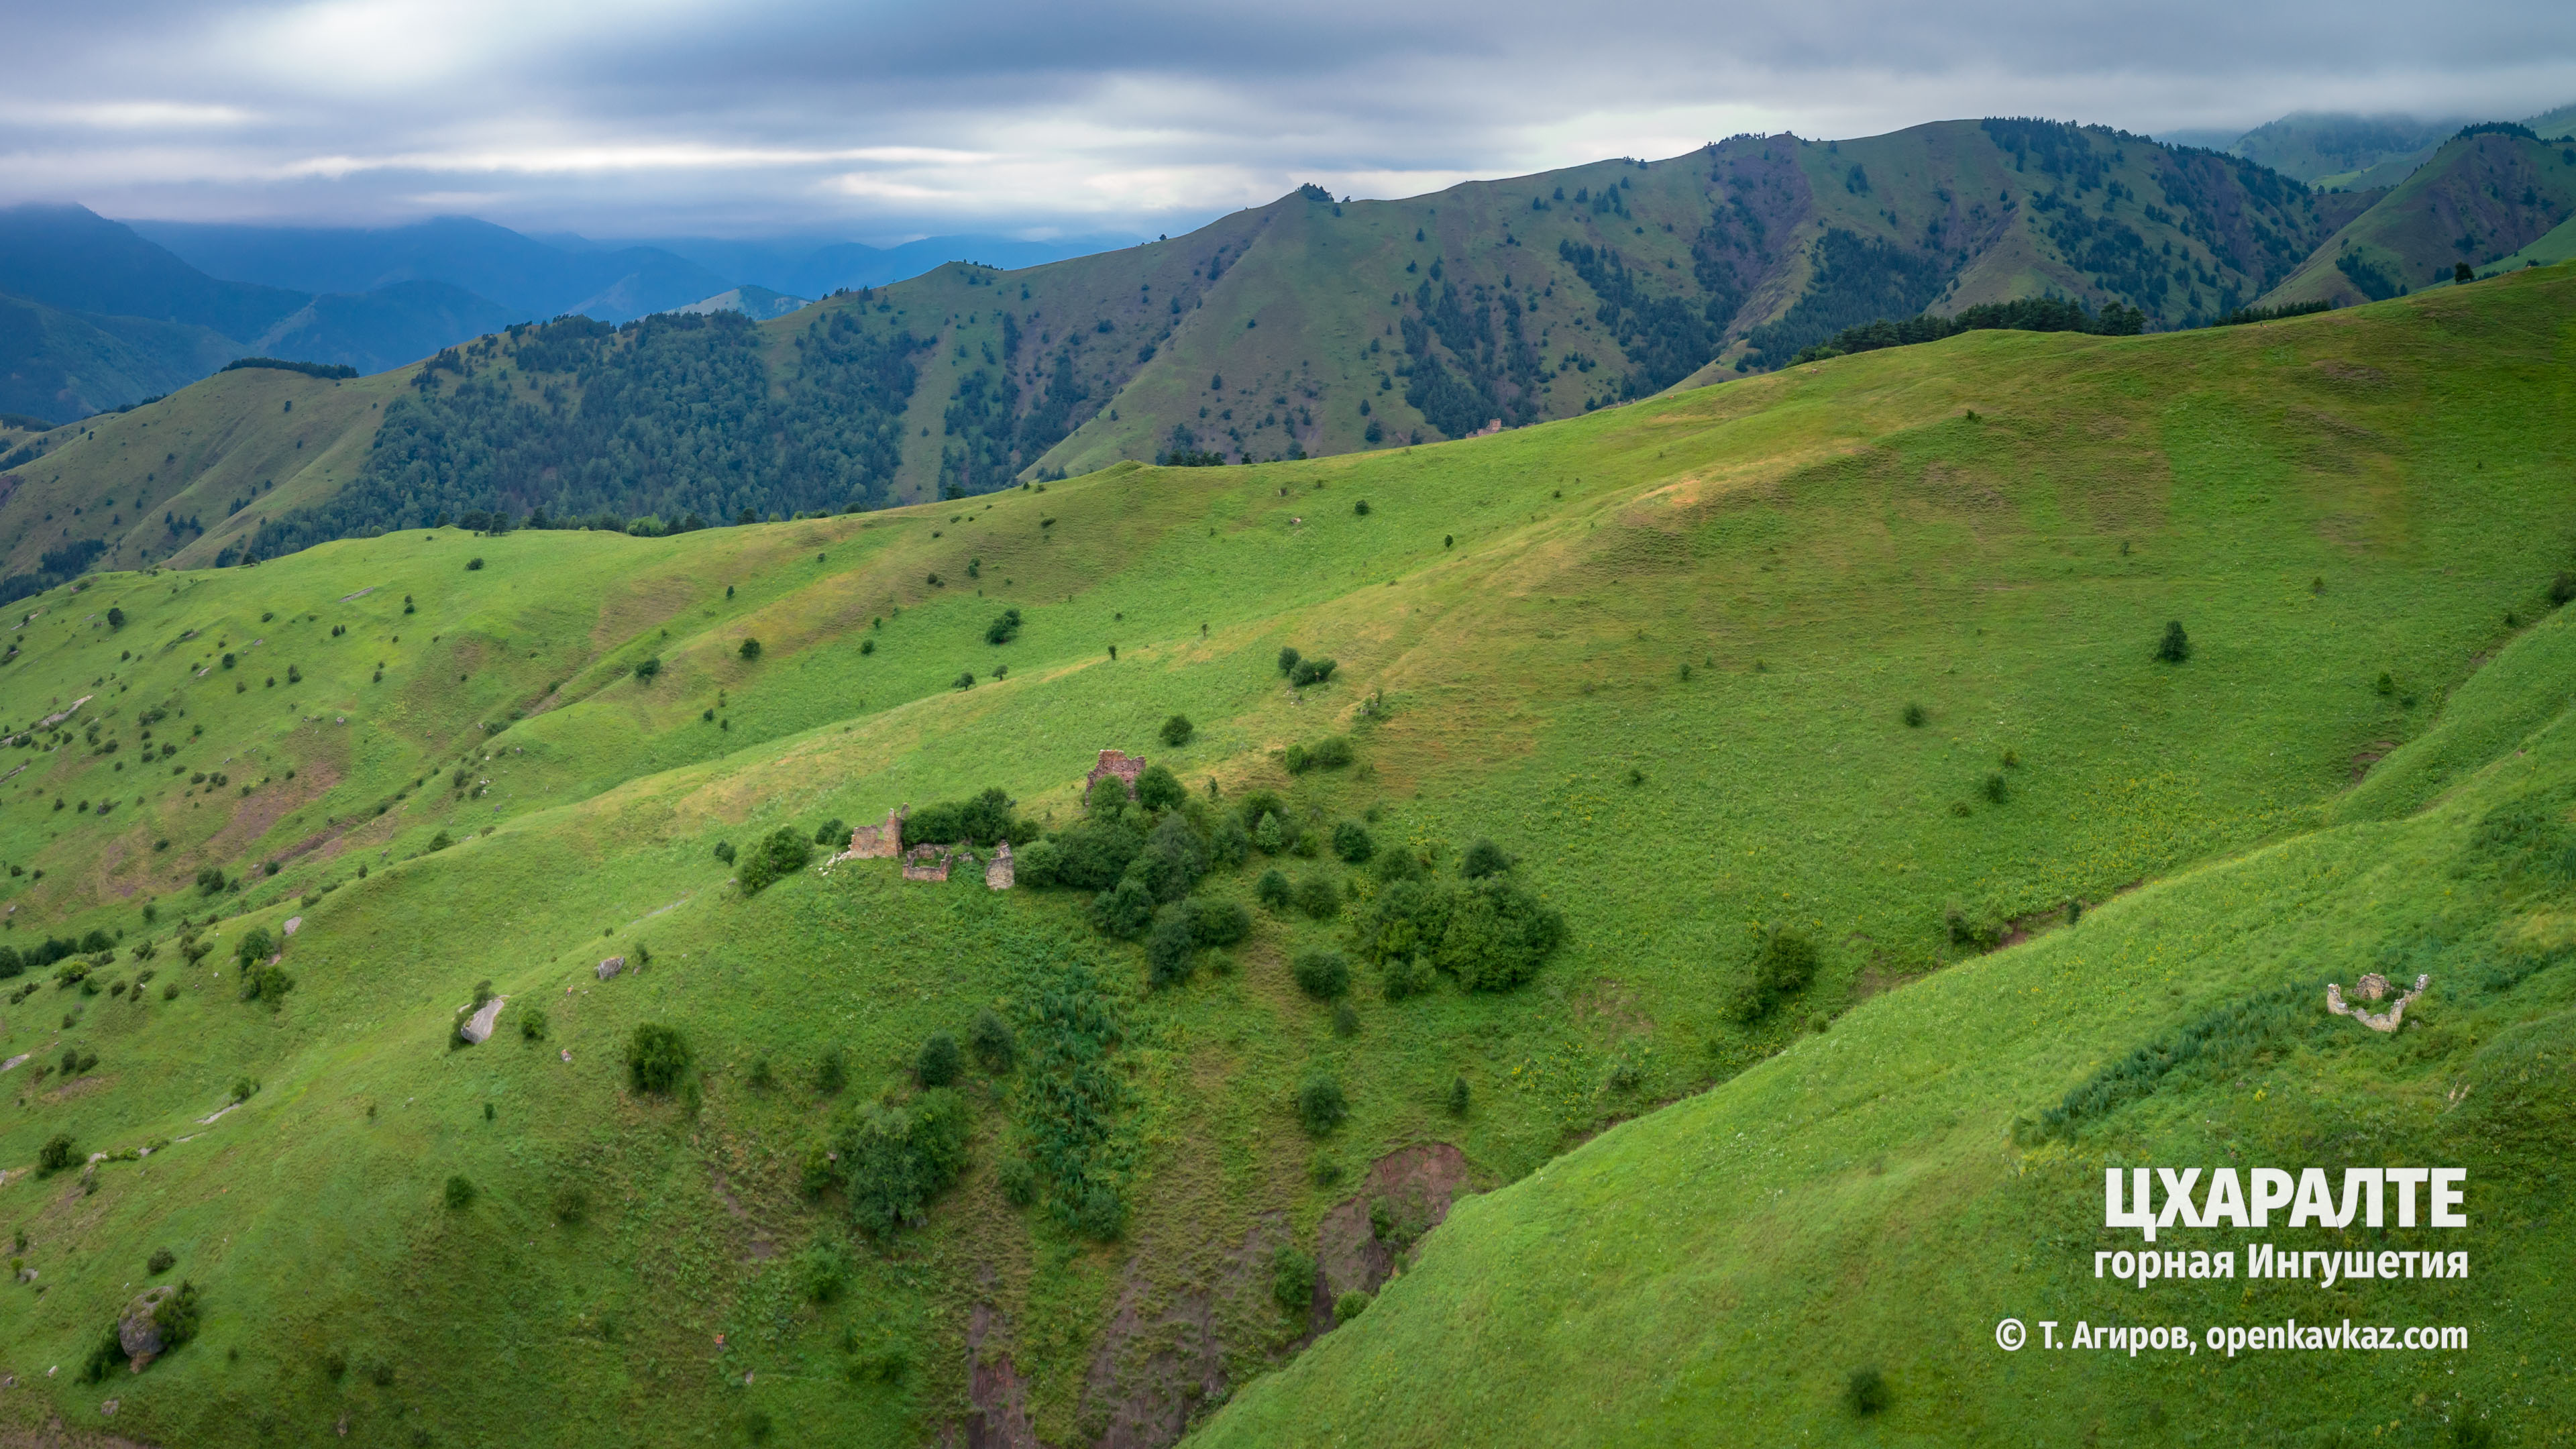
[1086,749,1147,800]
[902,844,953,882]
[847,806,906,859]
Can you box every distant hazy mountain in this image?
[592,231,1137,296]
[249,279,523,374]
[0,203,305,340]
[130,215,733,323]
[0,288,241,421]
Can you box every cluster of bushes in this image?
[1276,646,1336,688]
[900,787,1029,849]
[815,1090,971,1237]
[1345,840,1567,994]
[1008,963,1130,1239]
[733,828,814,893]
[1723,928,1820,1022]
[1283,737,1354,773]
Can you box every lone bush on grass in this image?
[1290,657,1338,688]
[1902,702,1927,728]
[1847,1366,1891,1415]
[519,1006,548,1041]
[815,1044,848,1096]
[1277,646,1301,677]
[1271,1246,1318,1315]
[626,1023,692,1095]
[1293,950,1350,1000]
[1982,771,2009,804]
[148,1246,176,1275]
[32,1136,69,1177]
[1159,714,1194,747]
[1294,873,1342,920]
[969,1010,1016,1073]
[2156,621,2191,663]
[443,1175,476,1209]
[735,826,813,894]
[1460,839,1510,879]
[1297,1073,1348,1134]
[916,1032,961,1087]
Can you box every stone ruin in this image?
[985,841,1014,890]
[902,844,952,882]
[2326,972,2429,1032]
[846,806,906,859]
[1086,749,1147,800]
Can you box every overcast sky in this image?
[2,0,2570,243]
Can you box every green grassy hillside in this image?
[2260,132,2576,307]
[3,118,2364,588]
[1191,558,2576,1448]
[0,262,2570,1449]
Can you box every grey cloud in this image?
[0,0,2569,237]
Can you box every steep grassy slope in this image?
[0,264,2569,1449]
[1190,583,2576,1448]
[2260,132,2576,307]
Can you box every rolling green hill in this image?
[1,117,2368,589]
[0,263,2571,1447]
[2259,130,2576,307]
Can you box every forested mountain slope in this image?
[2259,127,2576,307]
[0,265,2569,1448]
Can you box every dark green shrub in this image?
[1271,1246,1318,1314]
[739,637,762,660]
[1460,839,1510,879]
[78,1326,125,1383]
[626,1023,692,1095]
[1277,646,1301,677]
[953,671,975,690]
[1334,1289,1373,1325]
[1374,845,1426,883]
[1209,816,1250,868]
[1332,821,1375,863]
[38,1132,74,1173]
[1293,950,1350,1000]
[1283,743,1311,774]
[1982,771,2008,804]
[241,963,293,1006]
[1847,1366,1890,1415]
[1090,877,1156,938]
[1309,736,1354,769]
[1902,702,1927,728]
[838,1088,970,1236]
[800,1239,852,1303]
[713,840,736,865]
[969,1009,1016,1073]
[1297,1073,1348,1133]
[1727,928,1821,1022]
[519,1006,548,1041]
[984,608,1022,645]
[1254,812,1285,852]
[148,1246,176,1275]
[1190,899,1252,947]
[2156,620,2190,663]
[1332,1001,1359,1036]
[997,1156,1038,1207]
[1255,867,1293,911]
[1044,817,1145,891]
[552,1183,590,1223]
[1294,873,1341,920]
[816,1044,848,1095]
[916,1032,961,1087]
[1290,657,1337,687]
[1446,1074,1470,1116]
[1145,908,1196,989]
[634,656,661,681]
[1160,714,1194,747]
[1134,764,1187,812]
[735,826,814,894]
[233,925,274,970]
[1234,790,1287,829]
[813,817,849,846]
[444,1175,476,1208]
[466,556,484,570]
[1381,952,1434,1001]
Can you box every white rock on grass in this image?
[458,996,508,1045]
